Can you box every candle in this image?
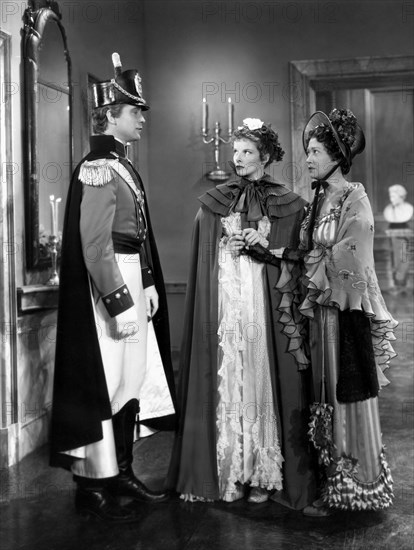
[227,97,233,134]
[50,195,56,236]
[55,198,62,235]
[202,97,208,134]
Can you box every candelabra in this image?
[202,97,234,182]
[46,194,61,285]
[46,234,60,286]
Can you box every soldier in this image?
[50,53,176,523]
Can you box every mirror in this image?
[23,0,72,269]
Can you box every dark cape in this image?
[166,174,317,508]
[50,136,177,469]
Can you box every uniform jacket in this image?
[50,135,176,469]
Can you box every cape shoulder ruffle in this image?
[199,175,307,219]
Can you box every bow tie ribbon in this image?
[310,162,343,191]
[311,179,329,190]
[230,178,267,221]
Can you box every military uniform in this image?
[50,54,176,522]
[57,135,174,477]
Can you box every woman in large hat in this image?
[274,109,396,513]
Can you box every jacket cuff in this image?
[141,267,155,289]
[102,284,134,317]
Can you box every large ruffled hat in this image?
[91,53,149,110]
[302,109,365,168]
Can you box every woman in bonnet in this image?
[269,109,397,514]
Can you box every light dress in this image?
[215,211,284,502]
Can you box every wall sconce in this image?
[202,97,234,181]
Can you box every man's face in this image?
[110,105,145,143]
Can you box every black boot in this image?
[111,399,169,503]
[74,476,139,523]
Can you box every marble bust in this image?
[383,184,414,224]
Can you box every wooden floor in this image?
[1,293,412,550]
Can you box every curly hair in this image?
[232,123,285,167]
[92,104,126,134]
[307,109,358,175]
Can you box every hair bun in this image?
[260,124,285,163]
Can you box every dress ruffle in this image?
[216,239,244,497]
[308,404,394,510]
[275,261,310,370]
[249,417,283,491]
[322,448,394,511]
[300,247,397,384]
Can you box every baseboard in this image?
[0,409,51,468]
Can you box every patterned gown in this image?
[298,182,396,510]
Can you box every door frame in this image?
[289,55,414,202]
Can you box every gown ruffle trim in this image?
[249,424,284,492]
[322,449,394,511]
[299,247,397,382]
[216,239,244,497]
[218,442,284,502]
[275,260,310,370]
[308,402,393,510]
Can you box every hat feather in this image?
[112,52,122,77]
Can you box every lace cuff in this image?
[282,247,308,262]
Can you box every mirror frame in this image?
[23,0,73,269]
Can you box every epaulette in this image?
[79,158,114,187]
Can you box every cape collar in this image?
[199,172,290,221]
[89,135,128,159]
